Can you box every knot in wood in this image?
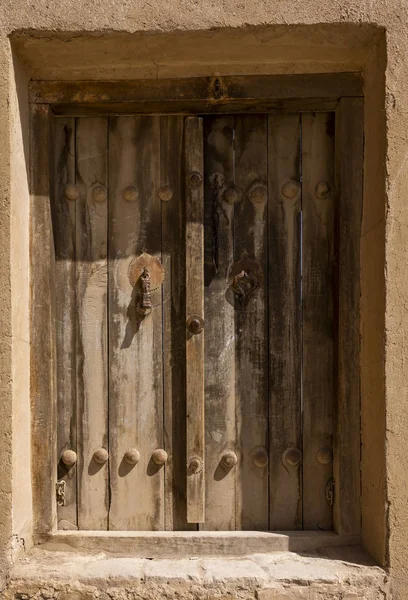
[61,449,77,467]
[64,184,79,201]
[281,180,300,199]
[315,181,330,198]
[316,447,332,465]
[92,185,107,203]
[223,187,239,205]
[158,185,173,202]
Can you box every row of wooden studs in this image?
[60,446,332,470]
[63,180,331,205]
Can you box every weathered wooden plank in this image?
[301,112,335,531]
[30,104,58,534]
[233,115,269,530]
[334,98,363,534]
[268,114,302,530]
[48,98,339,117]
[51,117,78,530]
[185,116,205,524]
[76,117,109,530]
[202,116,236,530]
[160,116,194,531]
[108,116,164,530]
[30,73,363,105]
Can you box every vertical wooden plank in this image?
[234,115,269,530]
[76,117,109,530]
[185,116,205,524]
[203,116,236,530]
[161,117,194,531]
[108,116,164,530]
[302,112,335,531]
[30,104,58,533]
[51,117,78,530]
[334,98,363,534]
[268,114,302,530]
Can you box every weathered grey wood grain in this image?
[51,117,78,530]
[203,116,236,530]
[76,117,109,530]
[108,116,164,530]
[301,112,335,531]
[334,98,363,535]
[30,104,58,534]
[185,116,205,524]
[160,116,195,531]
[268,114,302,530]
[233,115,269,530]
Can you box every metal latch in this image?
[56,480,66,507]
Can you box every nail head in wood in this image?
[282,447,302,467]
[93,448,109,464]
[158,185,173,202]
[222,451,238,468]
[187,315,204,335]
[152,448,168,465]
[248,184,267,205]
[92,185,107,203]
[223,187,239,205]
[316,447,332,465]
[252,447,268,468]
[61,449,77,467]
[64,184,79,201]
[124,448,141,465]
[281,180,300,199]
[188,456,203,474]
[187,171,203,189]
[123,186,139,202]
[315,181,330,198]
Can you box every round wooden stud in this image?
[223,187,239,205]
[152,448,168,466]
[92,185,107,203]
[93,448,109,464]
[188,456,203,474]
[281,180,300,199]
[282,447,302,467]
[187,315,204,335]
[158,185,173,202]
[252,447,268,468]
[316,447,332,465]
[187,171,203,189]
[61,449,77,467]
[64,184,79,201]
[222,451,238,468]
[249,184,267,205]
[316,181,330,198]
[123,186,139,202]
[124,448,141,465]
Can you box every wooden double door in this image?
[54,113,334,532]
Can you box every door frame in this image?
[30,73,363,550]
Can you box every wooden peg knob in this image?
[64,184,79,201]
[316,447,332,465]
[252,447,268,468]
[93,448,109,464]
[281,180,300,199]
[282,447,302,467]
[152,449,168,465]
[61,449,77,467]
[124,448,140,465]
[222,451,238,468]
[92,185,107,203]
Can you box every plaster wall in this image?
[0,0,404,597]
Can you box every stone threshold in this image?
[34,530,361,558]
[5,545,390,599]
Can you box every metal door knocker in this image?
[128,252,164,318]
[228,254,263,309]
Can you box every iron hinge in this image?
[325,477,335,506]
[56,480,66,507]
